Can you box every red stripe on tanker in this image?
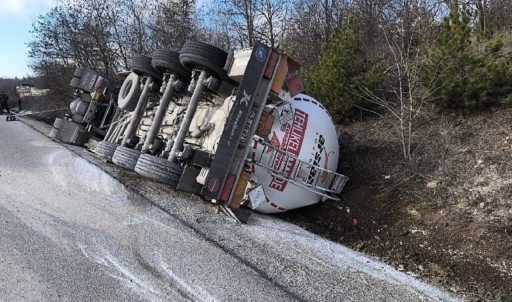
[268,108,308,192]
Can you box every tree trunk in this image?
[449,0,458,15]
[476,0,487,32]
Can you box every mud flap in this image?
[177,165,203,194]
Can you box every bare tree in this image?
[151,0,198,50]
[28,6,80,96]
[194,4,233,50]
[116,0,160,57]
[202,0,292,50]
[487,0,512,30]
[29,0,180,78]
[211,0,258,48]
[66,0,120,75]
[439,0,512,33]
[28,0,167,100]
[470,0,512,32]
[254,0,291,48]
[285,0,348,73]
[359,0,440,161]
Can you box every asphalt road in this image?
[0,116,461,302]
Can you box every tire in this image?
[94,141,118,161]
[53,118,63,129]
[70,76,81,88]
[49,127,59,139]
[151,49,191,81]
[117,72,142,112]
[112,146,142,171]
[130,54,163,81]
[135,153,184,187]
[179,41,230,80]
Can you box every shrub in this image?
[304,17,383,122]
[422,8,512,112]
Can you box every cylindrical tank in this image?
[251,94,339,213]
[69,98,80,114]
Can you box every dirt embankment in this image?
[282,107,512,301]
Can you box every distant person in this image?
[0,91,9,115]
[17,96,22,111]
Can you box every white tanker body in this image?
[248,93,341,213]
[199,42,349,215]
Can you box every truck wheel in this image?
[152,49,191,81]
[94,141,118,161]
[135,154,184,188]
[49,127,59,140]
[117,72,142,112]
[179,41,229,80]
[70,77,81,88]
[53,118,63,129]
[112,146,142,171]
[130,54,163,82]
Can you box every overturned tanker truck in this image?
[56,41,349,220]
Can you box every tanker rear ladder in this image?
[253,138,349,200]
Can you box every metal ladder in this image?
[253,138,349,200]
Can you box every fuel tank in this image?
[250,94,339,213]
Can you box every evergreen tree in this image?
[305,17,383,121]
[423,7,512,111]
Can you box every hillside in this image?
[282,107,512,301]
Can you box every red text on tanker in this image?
[269,109,308,192]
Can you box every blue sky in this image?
[0,0,57,79]
[0,0,211,79]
